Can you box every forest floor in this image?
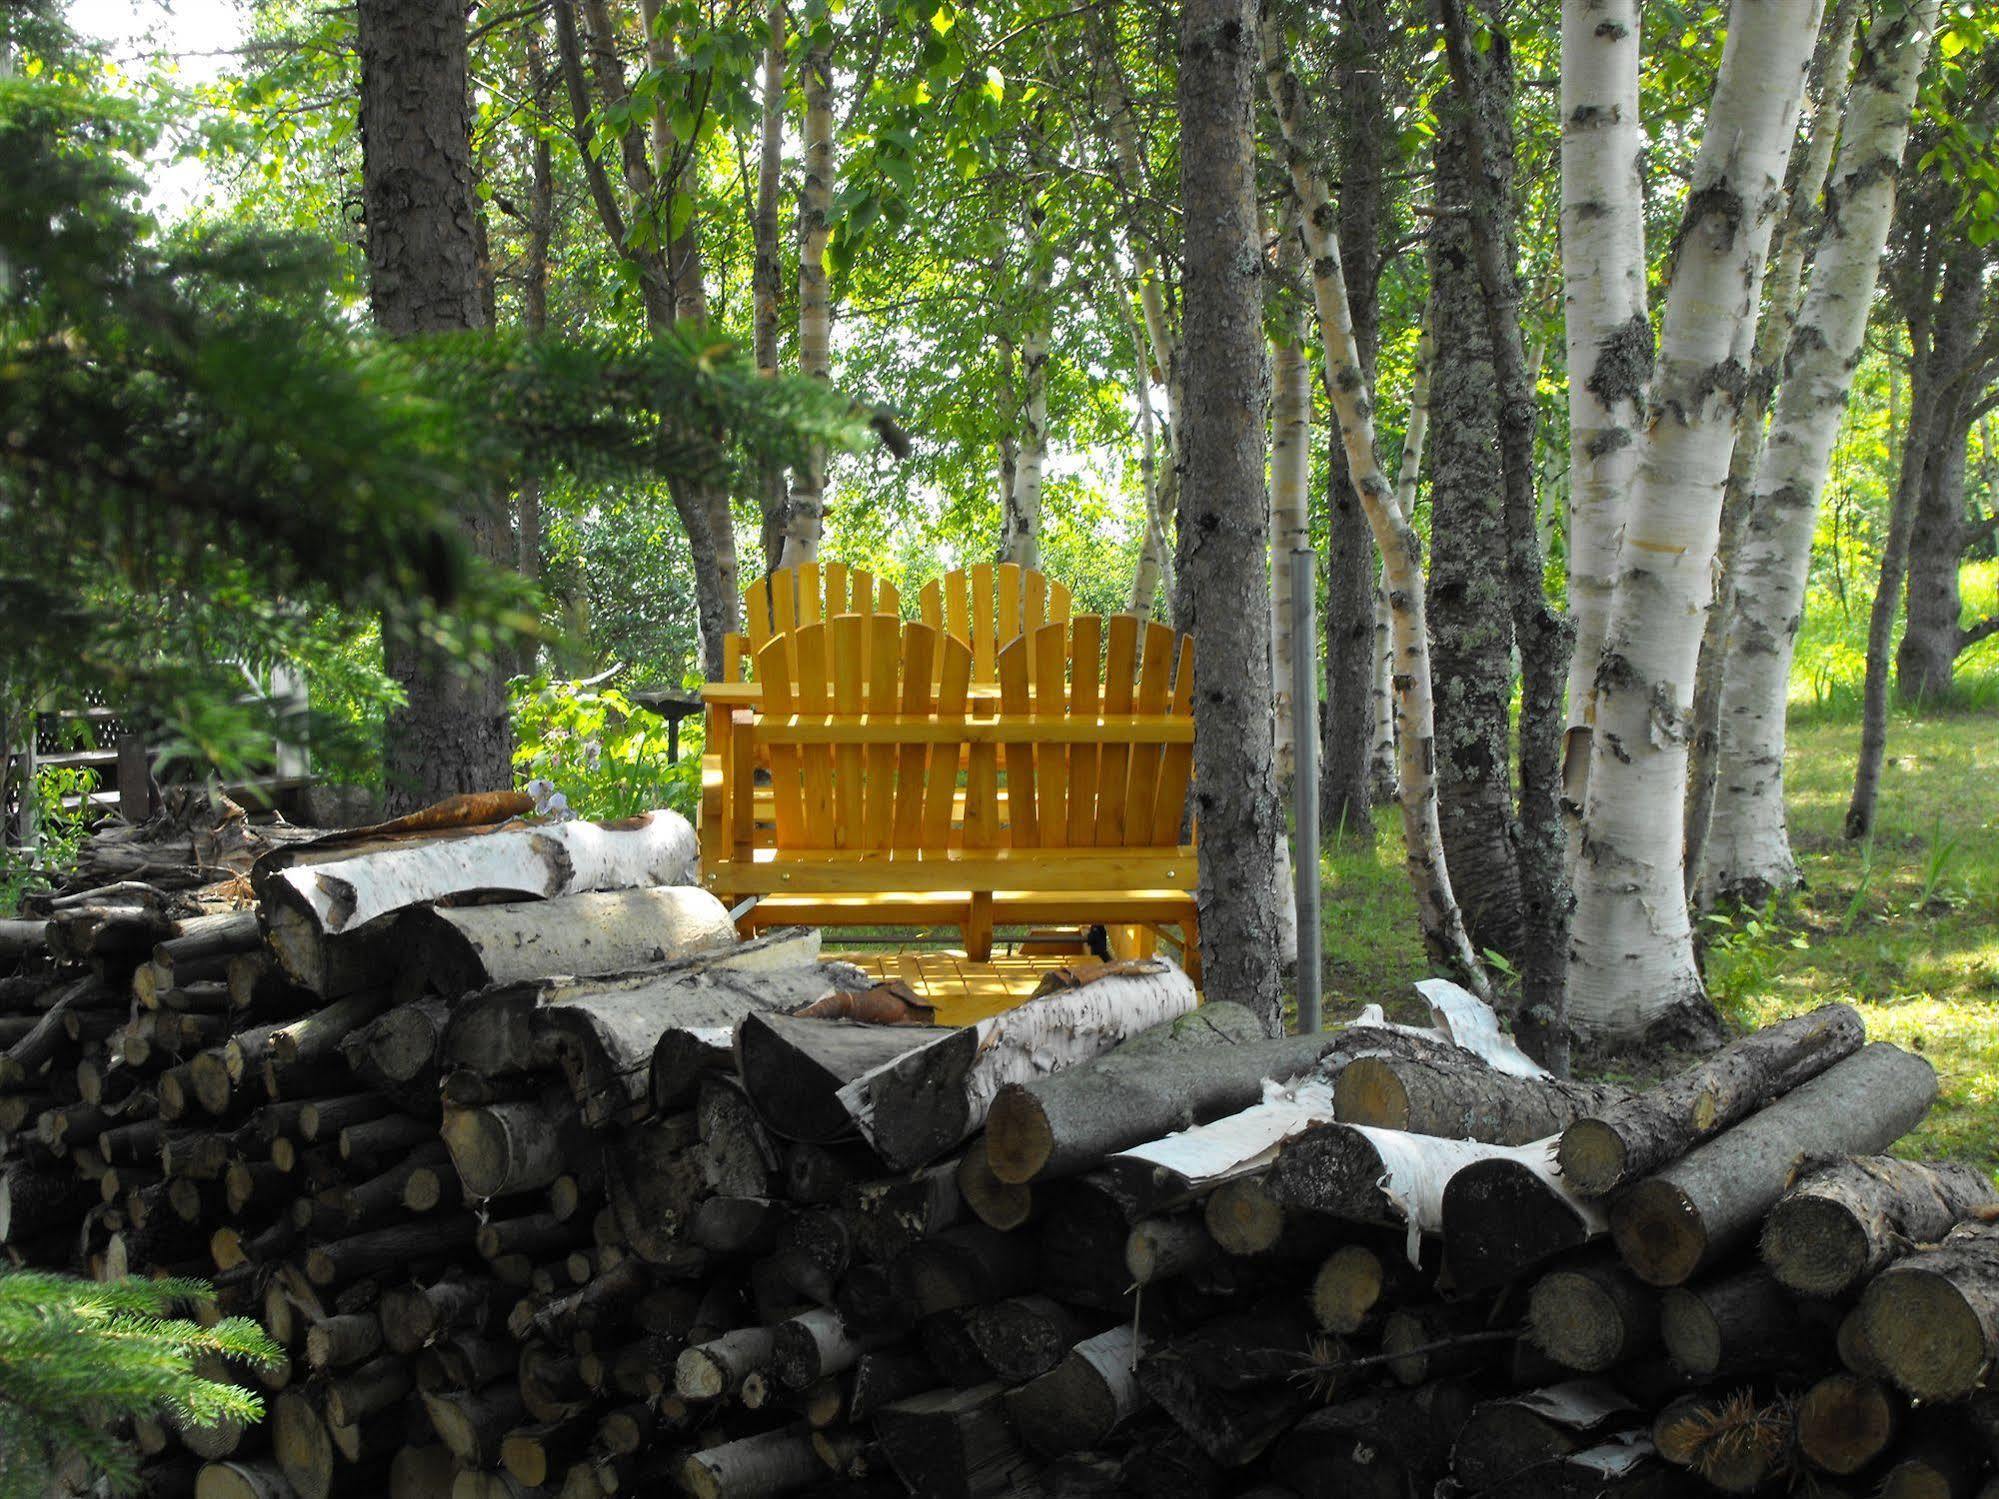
[1320,705,1999,1172]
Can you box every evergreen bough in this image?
[0,1270,282,1498]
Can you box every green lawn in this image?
[1317,706,1999,1172]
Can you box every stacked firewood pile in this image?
[2,804,1996,1499]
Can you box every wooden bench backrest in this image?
[731,563,901,681]
[916,562,1073,688]
[748,613,1193,855]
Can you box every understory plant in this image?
[510,674,702,822]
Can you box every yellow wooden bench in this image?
[699,611,1200,980]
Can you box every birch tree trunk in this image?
[1702,0,1941,904]
[1685,0,1861,892]
[1269,228,1312,784]
[1559,0,1649,779]
[1370,312,1435,810]
[1319,0,1389,838]
[1122,291,1171,618]
[1566,0,1825,1048]
[780,9,836,566]
[1181,0,1285,1035]
[514,22,556,678]
[1001,188,1054,571]
[356,0,512,812]
[753,0,787,573]
[1262,10,1488,994]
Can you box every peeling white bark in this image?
[1270,244,1313,777]
[1002,212,1055,570]
[1559,0,1649,754]
[1108,1076,1336,1198]
[1702,0,1940,903]
[1261,14,1487,995]
[1567,0,1826,1044]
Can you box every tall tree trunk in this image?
[515,23,557,678]
[1897,398,1977,700]
[780,12,836,566]
[1371,308,1436,812]
[1685,0,1862,893]
[753,0,787,575]
[1558,0,1649,792]
[1424,118,1523,960]
[1269,227,1312,785]
[1262,8,1488,995]
[1319,0,1387,839]
[1180,0,1284,1036]
[1567,0,1823,1049]
[356,0,512,812]
[1119,287,1171,617]
[1001,181,1054,570]
[1701,0,1940,903]
[1438,0,1573,1066]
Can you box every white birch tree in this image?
[779,7,836,565]
[1702,0,1942,904]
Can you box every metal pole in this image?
[1288,547,1322,1034]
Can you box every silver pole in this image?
[1289,547,1322,1034]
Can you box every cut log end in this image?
[983,1087,1054,1185]
[1797,1374,1896,1476]
[1332,1055,1410,1129]
[1861,1267,1993,1402]
[1530,1267,1641,1372]
[1761,1194,1871,1298]
[1610,1177,1705,1287]
[1554,1117,1629,1198]
[1310,1245,1385,1335]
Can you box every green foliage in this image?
[510,675,702,822]
[0,1270,282,1498]
[0,766,96,915]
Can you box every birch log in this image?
[1260,10,1487,993]
[260,811,698,987]
[1702,0,1942,903]
[1004,1326,1150,1459]
[1611,1043,1937,1286]
[835,960,1198,1170]
[1564,0,1823,1045]
[408,885,734,994]
[1104,1077,1336,1212]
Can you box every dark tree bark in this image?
[356,0,512,811]
[1178,0,1283,1034]
[1318,0,1388,839]
[1899,391,1986,699]
[1423,104,1521,959]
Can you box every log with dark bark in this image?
[1441,1148,1609,1290]
[1270,1381,1478,1499]
[733,1010,949,1144]
[1004,1326,1148,1459]
[1610,1044,1937,1286]
[1335,1050,1627,1145]
[1136,1302,1318,1466]
[421,1384,525,1467]
[891,1223,1037,1317]
[1126,1216,1217,1288]
[1557,1003,1866,1195]
[1450,1381,1639,1492]
[304,1212,478,1285]
[1854,1220,1999,1401]
[874,1383,1038,1499]
[440,1097,581,1200]
[1528,1260,1660,1372]
[1660,1266,1824,1378]
[1762,1156,1999,1297]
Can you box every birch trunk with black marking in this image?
[1262,11,1485,994]
[1557,1002,1865,1195]
[1702,0,1940,903]
[409,886,734,994]
[836,961,1197,1170]
[1686,0,1861,894]
[1854,1220,1999,1401]
[1611,1043,1937,1286]
[1558,0,1648,767]
[1335,1051,1626,1146]
[778,20,834,565]
[1763,1156,1999,1297]
[1000,178,1053,571]
[1566,0,1823,1047]
[1269,224,1311,781]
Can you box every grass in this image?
[1315,703,1999,1173]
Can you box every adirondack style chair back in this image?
[916,562,1073,689]
[730,611,1193,855]
[724,562,902,682]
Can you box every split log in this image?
[1854,1219,1999,1401]
[694,1075,778,1197]
[874,1384,1038,1499]
[1557,1003,1866,1196]
[647,1024,736,1112]
[847,1348,940,1424]
[1441,1147,1613,1290]
[957,1294,1084,1385]
[1610,1043,1937,1286]
[1450,1381,1639,1493]
[1528,1259,1659,1372]
[603,1113,708,1264]
[835,960,1200,1171]
[1762,1156,1999,1297]
[1135,1302,1317,1465]
[734,1009,952,1144]
[1797,1373,1897,1475]
[408,884,735,994]
[1661,1266,1824,1378]
[678,1425,821,1499]
[1269,1380,1478,1499]
[260,809,698,959]
[1003,1326,1148,1459]
[538,928,829,1124]
[1335,1050,1628,1145]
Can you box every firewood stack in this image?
[4,805,1996,1499]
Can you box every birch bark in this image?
[1269,227,1312,782]
[752,0,787,571]
[1558,0,1649,766]
[1001,187,1054,570]
[1261,9,1488,994]
[1702,0,1941,904]
[1567,0,1825,1047]
[780,10,836,565]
